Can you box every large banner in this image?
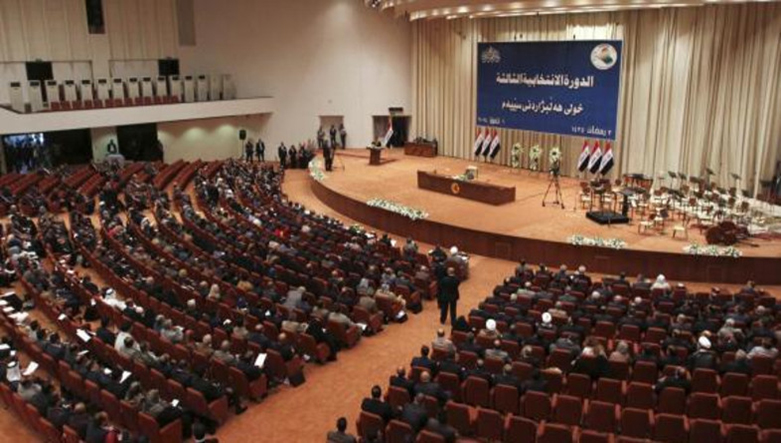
[477,40,623,140]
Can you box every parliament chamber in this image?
[0,1,781,443]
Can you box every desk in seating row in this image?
[417,170,515,205]
[404,142,438,157]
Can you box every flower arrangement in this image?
[568,235,627,249]
[308,159,326,182]
[549,146,561,164]
[683,244,742,258]
[452,174,471,181]
[529,145,542,171]
[367,199,429,221]
[348,224,365,235]
[510,143,523,169]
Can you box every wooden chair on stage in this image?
[672,213,690,239]
[579,182,592,209]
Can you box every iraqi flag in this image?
[577,140,591,172]
[599,141,614,175]
[382,117,394,147]
[480,129,493,157]
[473,128,485,157]
[588,140,603,174]
[489,129,502,159]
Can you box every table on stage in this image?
[367,147,382,165]
[404,142,438,158]
[417,170,515,205]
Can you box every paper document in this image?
[171,399,180,407]
[23,362,39,376]
[120,371,132,383]
[76,329,92,342]
[357,323,368,332]
[254,353,267,368]
[58,314,67,321]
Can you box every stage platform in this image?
[310,149,781,284]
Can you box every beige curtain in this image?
[411,4,781,195]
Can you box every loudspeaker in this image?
[239,129,247,141]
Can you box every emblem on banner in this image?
[481,46,501,64]
[451,182,461,195]
[591,43,618,70]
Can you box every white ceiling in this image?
[378,0,779,20]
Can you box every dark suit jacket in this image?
[438,276,461,303]
[390,375,415,395]
[361,398,394,422]
[400,403,428,432]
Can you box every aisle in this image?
[212,170,517,442]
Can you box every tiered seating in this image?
[353,268,781,443]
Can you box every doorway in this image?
[318,115,345,148]
[372,115,410,148]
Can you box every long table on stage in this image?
[417,170,515,205]
[404,142,438,157]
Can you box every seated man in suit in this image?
[361,385,394,423]
[326,417,357,443]
[424,417,458,443]
[410,345,438,376]
[431,329,456,358]
[413,371,449,405]
[494,364,522,390]
[400,394,429,432]
[389,366,415,396]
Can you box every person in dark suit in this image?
[256,138,265,162]
[389,366,415,396]
[327,417,357,443]
[424,418,457,443]
[414,371,449,404]
[96,317,116,345]
[67,403,91,439]
[400,394,428,432]
[411,345,438,375]
[244,141,254,162]
[438,267,461,326]
[361,385,394,423]
[323,141,334,171]
[278,144,287,169]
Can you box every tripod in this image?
[542,171,565,209]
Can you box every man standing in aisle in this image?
[255,138,265,162]
[438,267,461,326]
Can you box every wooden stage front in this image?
[313,150,781,284]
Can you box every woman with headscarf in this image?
[206,283,221,301]
[651,274,671,292]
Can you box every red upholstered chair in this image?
[445,401,474,436]
[756,399,781,429]
[100,390,122,423]
[548,348,576,372]
[475,407,504,441]
[298,333,331,364]
[416,430,446,443]
[724,424,760,443]
[492,384,520,415]
[386,420,415,443]
[721,372,749,397]
[462,376,490,407]
[186,388,229,424]
[751,356,774,376]
[658,387,686,414]
[551,394,583,426]
[584,400,619,433]
[63,425,81,443]
[138,412,182,443]
[653,413,689,443]
[577,430,615,443]
[751,375,779,401]
[687,393,721,420]
[537,422,574,443]
[692,368,719,393]
[387,386,411,410]
[565,372,593,399]
[228,367,268,401]
[436,372,462,402]
[689,418,723,443]
[621,407,653,439]
[505,415,538,443]
[522,390,552,422]
[761,429,781,443]
[631,361,658,385]
[594,378,624,405]
[357,411,384,440]
[722,396,753,425]
[625,382,654,410]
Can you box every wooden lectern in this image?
[368,148,382,166]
